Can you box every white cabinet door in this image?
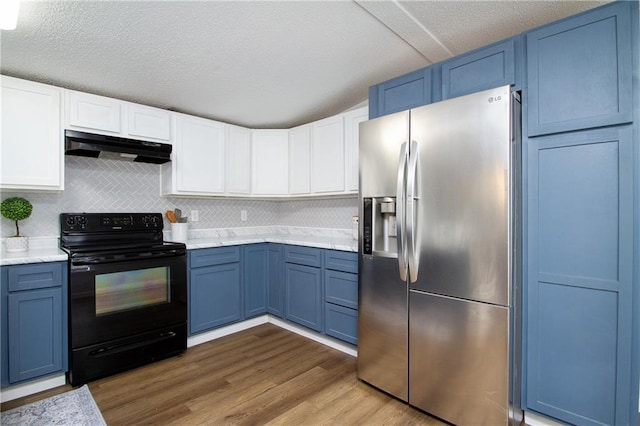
[127,104,171,141]
[288,124,311,194]
[66,91,121,134]
[1,76,63,190]
[311,115,344,193]
[226,124,251,195]
[163,113,225,195]
[251,130,288,195]
[343,106,368,192]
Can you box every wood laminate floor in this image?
[1,324,445,425]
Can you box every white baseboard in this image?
[267,316,357,357]
[524,411,564,426]
[0,374,66,403]
[186,315,269,347]
[188,314,357,357]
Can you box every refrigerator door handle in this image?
[396,141,408,281]
[406,140,419,283]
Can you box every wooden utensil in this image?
[166,210,177,223]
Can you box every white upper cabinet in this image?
[311,115,345,193]
[251,130,288,195]
[226,124,251,195]
[66,91,121,134]
[127,104,171,141]
[343,106,368,193]
[288,124,311,195]
[1,76,63,191]
[161,113,225,195]
[65,90,171,142]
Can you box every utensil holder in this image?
[170,223,189,243]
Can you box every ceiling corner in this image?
[354,0,453,64]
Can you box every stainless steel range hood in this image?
[65,130,172,164]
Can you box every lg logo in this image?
[488,95,503,103]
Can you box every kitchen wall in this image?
[0,156,358,238]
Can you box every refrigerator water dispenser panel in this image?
[363,197,398,257]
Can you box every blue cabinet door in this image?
[525,126,635,425]
[7,288,63,383]
[243,244,267,318]
[1,262,67,388]
[189,262,241,334]
[267,244,284,318]
[441,38,518,100]
[526,1,633,136]
[324,303,357,345]
[369,67,433,119]
[285,263,322,332]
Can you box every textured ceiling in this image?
[0,0,608,129]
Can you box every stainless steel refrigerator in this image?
[357,85,522,425]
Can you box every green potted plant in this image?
[1,196,33,252]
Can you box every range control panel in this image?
[61,213,163,232]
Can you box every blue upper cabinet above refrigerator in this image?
[526,1,633,136]
[369,35,522,119]
[368,67,433,119]
[440,37,520,101]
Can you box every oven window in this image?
[95,266,170,316]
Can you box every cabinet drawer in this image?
[324,303,357,345]
[190,246,240,268]
[284,246,322,267]
[325,270,357,310]
[324,250,357,273]
[8,263,63,292]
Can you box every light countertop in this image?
[1,237,67,266]
[182,233,357,252]
[1,227,357,266]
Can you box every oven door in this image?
[69,252,187,349]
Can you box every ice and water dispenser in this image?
[362,197,397,257]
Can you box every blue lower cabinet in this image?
[285,263,322,332]
[324,303,357,345]
[243,244,268,318]
[267,245,284,318]
[1,262,67,388]
[9,288,63,383]
[324,269,357,310]
[189,257,241,334]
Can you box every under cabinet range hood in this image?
[65,130,172,164]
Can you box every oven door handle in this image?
[71,250,185,265]
[89,331,178,358]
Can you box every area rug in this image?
[1,385,106,425]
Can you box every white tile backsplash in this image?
[0,156,358,238]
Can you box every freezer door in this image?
[409,86,512,306]
[409,290,509,425]
[357,255,408,401]
[359,110,409,198]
